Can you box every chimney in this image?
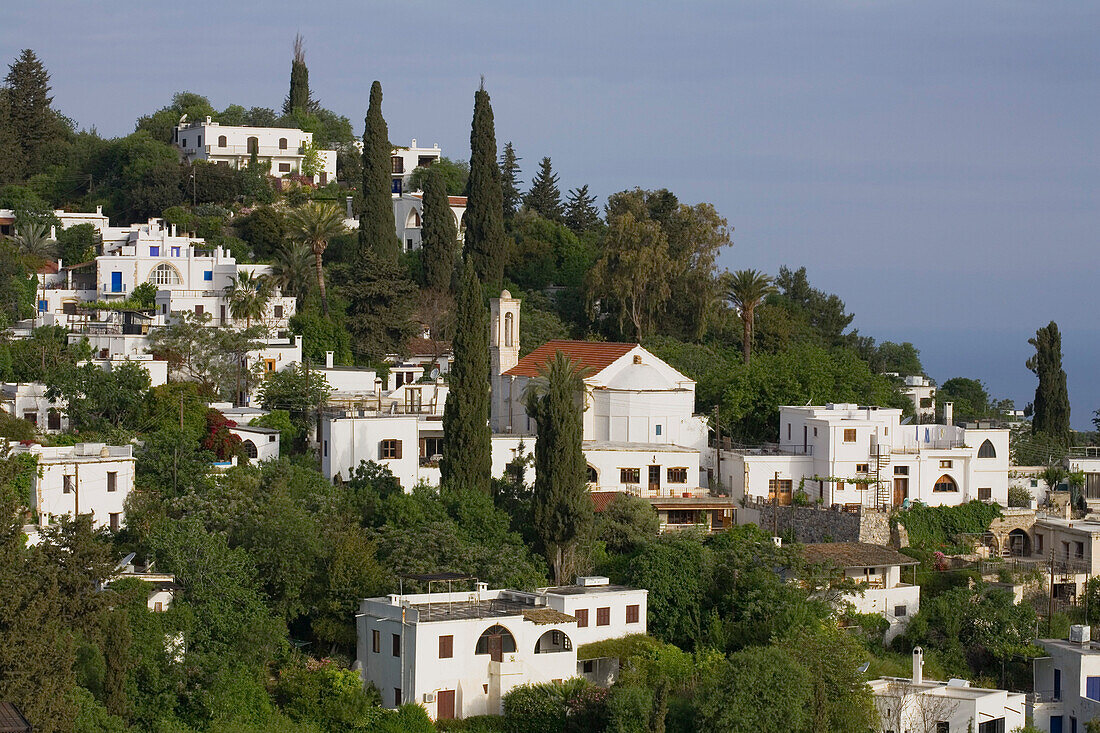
[325,350,334,369]
[912,647,924,684]
[345,196,353,219]
[96,205,102,215]
[411,138,417,148]
[943,402,954,425]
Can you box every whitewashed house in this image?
[898,374,936,420]
[722,403,1010,509]
[490,292,712,497]
[871,649,1025,733]
[389,139,442,194]
[174,117,337,185]
[801,542,920,643]
[7,442,135,532]
[1031,627,1100,732]
[1,382,67,432]
[356,575,646,721]
[392,193,467,253]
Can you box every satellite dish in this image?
[901,417,913,425]
[858,662,870,674]
[179,114,188,123]
[113,552,137,573]
[430,368,441,380]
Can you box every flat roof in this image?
[803,542,920,568]
[540,583,641,596]
[410,597,529,622]
[1035,517,1100,534]
[582,440,697,453]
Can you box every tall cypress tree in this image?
[283,34,316,115]
[500,141,522,222]
[441,258,492,493]
[358,81,401,263]
[524,157,564,222]
[421,167,458,293]
[4,49,64,180]
[527,351,593,585]
[564,184,601,233]
[1027,321,1071,443]
[464,82,506,285]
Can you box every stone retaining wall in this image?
[746,498,907,547]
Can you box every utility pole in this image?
[713,405,721,493]
[773,469,779,538]
[1048,544,1055,636]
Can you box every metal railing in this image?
[723,443,814,456]
[1069,446,1100,458]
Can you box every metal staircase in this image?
[871,436,891,509]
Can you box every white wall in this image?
[10,444,135,531]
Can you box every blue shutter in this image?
[1087,676,1100,701]
[204,271,212,281]
[111,272,122,293]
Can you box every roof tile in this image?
[505,340,636,378]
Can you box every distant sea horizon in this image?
[865,326,1099,432]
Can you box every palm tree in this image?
[268,240,314,300]
[727,269,775,365]
[223,270,272,329]
[11,222,57,262]
[286,202,346,317]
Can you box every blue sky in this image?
[6,1,1100,426]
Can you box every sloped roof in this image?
[590,491,625,513]
[505,340,636,379]
[522,608,576,625]
[0,703,31,733]
[802,542,919,568]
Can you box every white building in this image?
[1,382,67,432]
[723,403,1010,509]
[227,424,280,463]
[871,649,1025,733]
[389,139,442,194]
[174,117,336,185]
[7,442,135,532]
[1031,627,1100,732]
[356,575,647,720]
[801,542,920,643]
[896,374,936,420]
[490,292,712,498]
[392,192,467,253]
[104,564,179,613]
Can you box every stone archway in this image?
[1006,528,1031,557]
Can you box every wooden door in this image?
[648,465,661,493]
[437,690,455,719]
[488,635,503,662]
[893,478,908,506]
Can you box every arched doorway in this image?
[1007,529,1031,557]
[242,440,258,461]
[534,629,572,654]
[475,624,516,662]
[586,465,598,485]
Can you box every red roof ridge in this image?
[504,340,638,378]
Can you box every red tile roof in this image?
[590,491,625,513]
[504,340,636,378]
[448,196,467,207]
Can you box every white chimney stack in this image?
[943,402,954,426]
[912,646,924,684]
[325,350,334,369]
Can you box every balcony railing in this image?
[1069,446,1100,458]
[724,443,813,456]
[195,144,307,157]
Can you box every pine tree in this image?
[1027,320,1071,443]
[526,351,593,584]
[283,34,316,115]
[464,82,506,285]
[4,49,64,179]
[336,252,418,362]
[359,81,401,263]
[441,259,492,493]
[421,167,458,293]
[0,90,21,186]
[499,141,522,221]
[564,184,601,233]
[524,157,564,222]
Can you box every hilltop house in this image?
[801,542,920,642]
[1031,626,1100,732]
[8,442,135,534]
[356,575,646,720]
[722,403,1010,509]
[173,117,337,184]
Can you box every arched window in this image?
[247,137,259,155]
[586,465,598,484]
[278,137,288,150]
[534,629,572,654]
[504,312,514,347]
[933,474,959,492]
[405,209,422,229]
[242,440,258,459]
[148,263,182,286]
[978,439,997,458]
[475,624,516,660]
[218,135,227,147]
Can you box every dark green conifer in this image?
[336,252,418,361]
[283,34,316,115]
[441,259,492,493]
[1027,321,1071,443]
[421,167,458,292]
[464,82,506,285]
[564,184,601,233]
[526,351,593,584]
[4,49,65,179]
[500,141,522,221]
[358,81,401,262]
[524,156,564,222]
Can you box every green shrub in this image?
[501,683,566,733]
[896,501,1002,552]
[435,715,508,732]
